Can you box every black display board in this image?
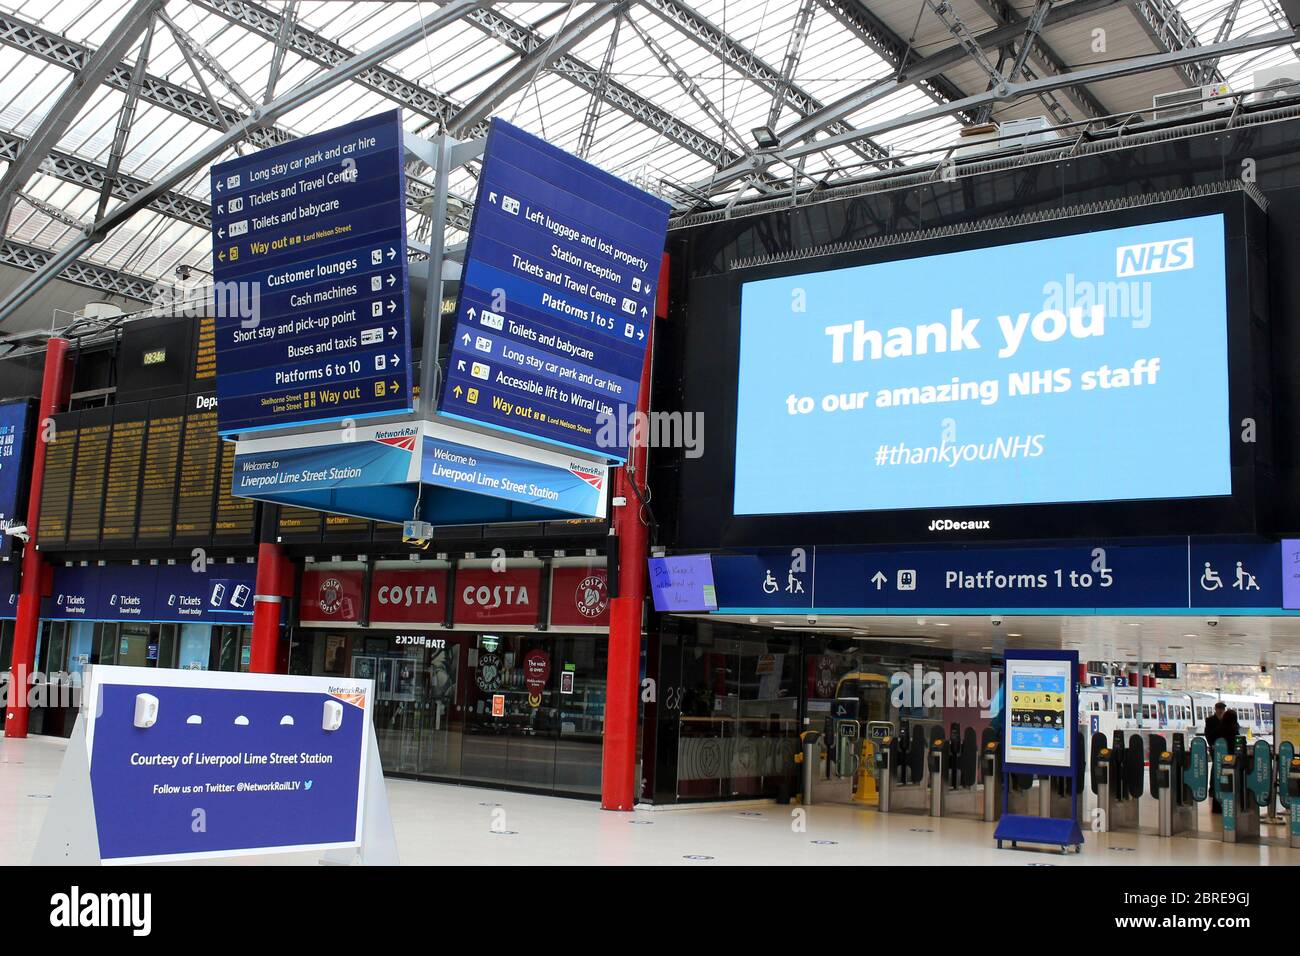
[136,397,185,544]
[66,407,111,547]
[100,402,148,545]
[173,394,219,542]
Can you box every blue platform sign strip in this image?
[87,669,369,862]
[211,110,412,434]
[0,400,30,559]
[705,539,1287,612]
[439,119,670,460]
[421,435,605,518]
[43,563,255,624]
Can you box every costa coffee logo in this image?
[317,577,344,615]
[462,584,530,609]
[376,584,439,607]
[574,575,608,619]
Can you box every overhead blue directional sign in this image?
[439,119,670,461]
[210,110,413,435]
[705,539,1290,613]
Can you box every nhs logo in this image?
[1115,237,1194,276]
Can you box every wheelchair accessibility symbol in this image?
[1200,560,1260,592]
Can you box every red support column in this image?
[6,337,70,738]
[600,257,665,810]
[248,540,290,674]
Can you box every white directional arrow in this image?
[640,306,648,318]
[457,360,466,372]
[467,307,477,321]
[217,204,224,215]
[391,355,400,367]
[636,329,645,341]
[217,228,225,239]
[387,327,397,339]
[461,332,471,345]
[488,191,497,204]
[387,247,396,261]
[871,571,887,590]
[215,180,223,193]
[386,274,396,287]
[387,300,396,314]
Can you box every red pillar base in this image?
[600,594,642,810]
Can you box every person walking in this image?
[1205,701,1225,814]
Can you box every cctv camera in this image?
[1206,617,1219,628]
[990,615,1003,627]
[0,522,28,543]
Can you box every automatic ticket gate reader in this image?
[835,720,861,779]
[928,735,948,817]
[1278,741,1300,849]
[1155,733,1203,837]
[1091,731,1138,833]
[982,741,1001,822]
[1215,737,1265,843]
[875,735,893,812]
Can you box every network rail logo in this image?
[1115,237,1194,277]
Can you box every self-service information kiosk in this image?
[994,650,1084,853]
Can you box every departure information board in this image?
[67,409,110,547]
[210,109,413,434]
[277,505,323,540]
[439,119,669,460]
[136,399,184,543]
[194,315,217,382]
[37,414,76,549]
[214,440,257,540]
[174,396,219,540]
[101,405,147,544]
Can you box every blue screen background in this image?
[733,214,1231,515]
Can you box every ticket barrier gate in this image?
[1154,733,1204,837]
[1214,737,1271,843]
[928,735,947,817]
[854,721,893,806]
[1279,742,1300,849]
[982,742,1001,822]
[1091,731,1139,833]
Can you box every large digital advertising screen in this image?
[733,213,1230,517]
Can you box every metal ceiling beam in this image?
[190,0,468,132]
[0,131,211,227]
[446,0,745,169]
[638,0,896,167]
[0,12,470,232]
[624,14,749,159]
[776,28,1295,160]
[766,0,818,131]
[1131,0,1225,88]
[815,0,978,121]
[576,15,622,159]
[687,0,1123,195]
[0,0,493,324]
[971,0,1109,121]
[0,10,289,150]
[96,18,157,222]
[264,0,300,104]
[0,0,164,241]
[0,238,157,302]
[448,2,628,136]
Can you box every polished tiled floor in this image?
[2,733,1296,866]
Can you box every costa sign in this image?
[454,566,542,627]
[549,565,609,628]
[299,568,363,625]
[369,567,449,626]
